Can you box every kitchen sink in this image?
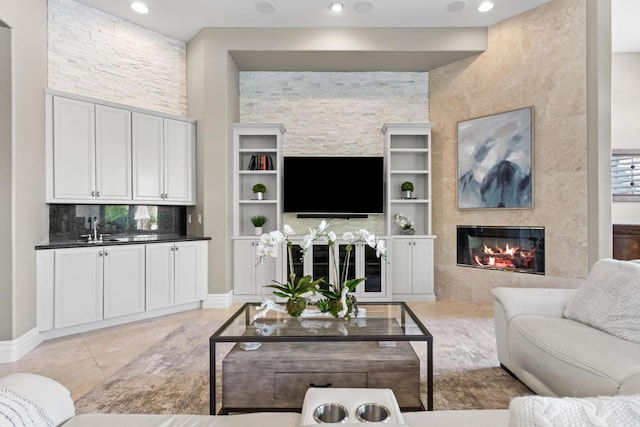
[75,238,121,244]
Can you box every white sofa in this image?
[3,369,640,425]
[0,372,510,427]
[492,259,640,398]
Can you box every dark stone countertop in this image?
[35,234,211,250]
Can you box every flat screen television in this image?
[283,156,384,216]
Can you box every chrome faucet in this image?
[92,217,99,241]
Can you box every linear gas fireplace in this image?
[457,226,545,274]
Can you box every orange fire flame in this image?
[474,241,535,270]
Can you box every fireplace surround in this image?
[456,225,545,274]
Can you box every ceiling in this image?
[73,0,639,54]
[75,0,551,43]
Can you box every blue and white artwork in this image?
[457,107,533,209]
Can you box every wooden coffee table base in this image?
[221,340,422,411]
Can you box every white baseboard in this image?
[0,327,42,364]
[202,291,234,308]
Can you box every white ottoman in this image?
[0,372,75,426]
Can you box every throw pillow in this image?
[508,394,640,427]
[563,258,640,344]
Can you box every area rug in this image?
[74,317,532,414]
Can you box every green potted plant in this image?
[401,181,414,199]
[256,221,388,319]
[252,183,267,200]
[251,215,266,235]
[264,273,323,317]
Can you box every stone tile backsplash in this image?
[49,204,186,241]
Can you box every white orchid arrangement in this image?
[394,213,414,231]
[257,220,387,318]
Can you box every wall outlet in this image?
[197,214,202,224]
[187,214,192,224]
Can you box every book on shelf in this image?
[248,154,274,171]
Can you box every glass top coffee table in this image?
[209,301,433,415]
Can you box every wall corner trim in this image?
[0,327,42,363]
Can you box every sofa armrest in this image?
[492,287,577,371]
[492,287,578,322]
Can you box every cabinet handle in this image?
[104,250,109,256]
[98,250,103,257]
[164,193,168,199]
[174,246,179,251]
[96,191,100,197]
[91,190,95,197]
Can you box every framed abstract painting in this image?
[457,106,534,209]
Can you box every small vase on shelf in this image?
[254,227,263,236]
[401,228,415,235]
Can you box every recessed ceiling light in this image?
[446,1,467,13]
[330,2,344,12]
[354,1,374,14]
[477,1,494,13]
[130,2,149,14]
[255,1,275,14]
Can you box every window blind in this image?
[612,151,640,201]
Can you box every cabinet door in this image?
[233,240,258,295]
[52,97,95,201]
[164,119,195,204]
[103,245,145,319]
[390,239,413,295]
[146,243,175,310]
[354,243,385,299]
[54,247,103,328]
[233,239,278,297]
[132,112,164,202]
[95,105,132,201]
[410,238,434,294]
[174,241,205,304]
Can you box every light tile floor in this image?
[0,300,493,401]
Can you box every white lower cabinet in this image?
[233,239,278,299]
[103,245,145,319]
[390,237,435,300]
[146,241,207,310]
[37,240,208,333]
[53,245,145,329]
[54,247,105,329]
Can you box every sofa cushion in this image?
[62,412,302,427]
[508,394,640,426]
[563,258,640,344]
[508,315,640,396]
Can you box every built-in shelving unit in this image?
[383,123,433,236]
[231,122,435,302]
[383,123,435,301]
[233,123,285,236]
[232,124,285,301]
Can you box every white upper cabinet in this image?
[48,96,96,201]
[164,118,195,204]
[95,105,132,201]
[132,112,165,202]
[132,112,196,205]
[46,91,196,205]
[47,96,132,203]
